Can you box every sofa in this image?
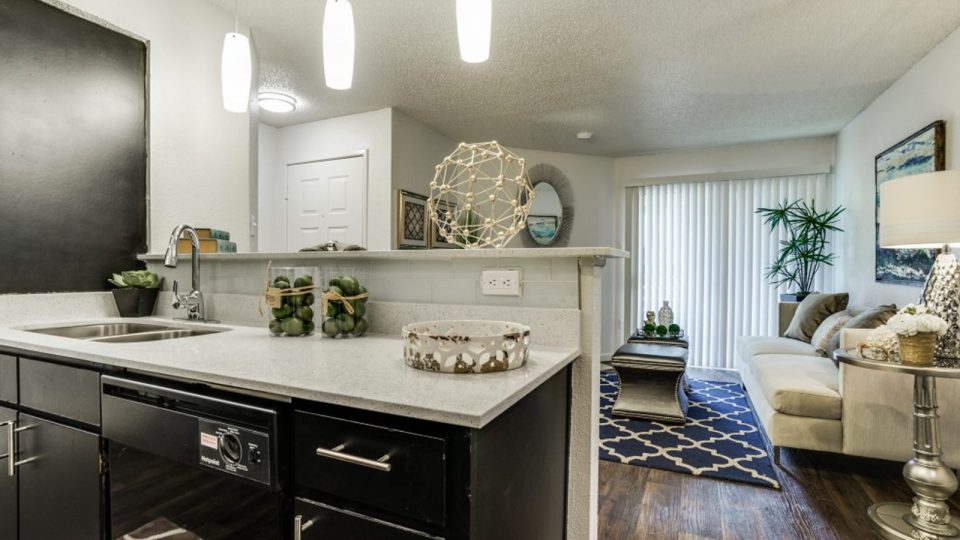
[737,305,960,466]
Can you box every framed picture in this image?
[526,215,559,246]
[397,190,428,249]
[875,120,945,285]
[429,198,459,249]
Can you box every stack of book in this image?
[178,228,237,253]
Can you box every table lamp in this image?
[879,170,960,359]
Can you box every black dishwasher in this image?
[101,374,289,540]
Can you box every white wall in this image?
[257,124,280,251]
[59,0,255,252]
[391,110,457,245]
[513,149,618,357]
[259,108,394,251]
[615,136,836,185]
[835,25,960,308]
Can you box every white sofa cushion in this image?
[741,354,841,420]
[736,336,816,367]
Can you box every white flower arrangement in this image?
[886,304,949,337]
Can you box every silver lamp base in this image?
[921,248,960,360]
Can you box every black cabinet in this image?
[295,498,442,540]
[292,367,571,540]
[0,355,16,405]
[0,353,104,540]
[0,407,16,540]
[17,414,102,540]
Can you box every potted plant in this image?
[108,270,163,317]
[756,199,845,302]
[887,304,949,365]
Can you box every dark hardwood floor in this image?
[597,367,960,540]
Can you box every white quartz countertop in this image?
[138,246,628,262]
[0,318,579,429]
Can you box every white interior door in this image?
[286,155,366,250]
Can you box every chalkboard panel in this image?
[0,0,147,293]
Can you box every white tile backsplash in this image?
[146,255,580,310]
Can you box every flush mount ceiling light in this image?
[456,0,491,63]
[221,1,251,112]
[576,131,594,141]
[323,0,355,90]
[257,92,297,113]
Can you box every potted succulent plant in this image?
[108,270,163,317]
[886,304,949,366]
[756,199,845,302]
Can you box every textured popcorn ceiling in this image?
[209,0,960,156]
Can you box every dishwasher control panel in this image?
[199,418,272,485]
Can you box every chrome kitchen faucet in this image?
[164,224,217,323]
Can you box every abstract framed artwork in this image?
[429,198,459,249]
[875,120,945,285]
[526,215,559,246]
[397,190,428,249]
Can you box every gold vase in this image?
[898,332,939,366]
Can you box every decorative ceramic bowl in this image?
[401,320,531,374]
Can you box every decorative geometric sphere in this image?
[427,141,535,249]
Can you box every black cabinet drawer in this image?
[0,355,15,405]
[294,411,446,525]
[295,498,442,540]
[19,358,100,426]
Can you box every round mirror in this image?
[527,182,563,246]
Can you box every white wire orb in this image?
[427,141,535,249]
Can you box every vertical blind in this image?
[633,174,833,369]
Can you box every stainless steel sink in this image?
[92,328,223,343]
[25,322,226,343]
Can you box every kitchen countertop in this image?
[138,246,628,262]
[0,318,580,429]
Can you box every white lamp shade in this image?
[879,170,960,248]
[323,0,355,90]
[456,0,491,63]
[221,32,252,113]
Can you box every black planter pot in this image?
[780,292,815,303]
[112,288,160,317]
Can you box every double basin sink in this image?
[26,322,226,343]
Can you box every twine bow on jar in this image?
[320,287,369,316]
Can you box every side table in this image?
[835,350,960,540]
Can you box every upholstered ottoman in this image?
[610,343,689,423]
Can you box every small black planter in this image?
[112,288,160,317]
[780,292,815,303]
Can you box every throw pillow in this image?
[783,293,850,342]
[811,310,852,357]
[827,304,898,360]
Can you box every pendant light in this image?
[456,0,491,63]
[323,0,355,90]
[221,0,252,112]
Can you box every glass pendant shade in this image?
[323,0,355,90]
[221,32,252,113]
[456,0,491,63]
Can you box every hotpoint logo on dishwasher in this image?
[201,455,221,467]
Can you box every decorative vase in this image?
[779,292,813,303]
[898,332,939,366]
[658,301,674,327]
[112,288,160,318]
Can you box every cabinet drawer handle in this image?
[293,514,317,540]
[0,421,11,476]
[315,444,392,472]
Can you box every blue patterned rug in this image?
[599,371,780,489]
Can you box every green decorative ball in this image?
[655,325,668,336]
[668,323,681,335]
[642,323,656,335]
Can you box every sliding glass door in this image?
[631,174,833,369]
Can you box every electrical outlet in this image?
[481,269,522,296]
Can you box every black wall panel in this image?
[0,0,147,293]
